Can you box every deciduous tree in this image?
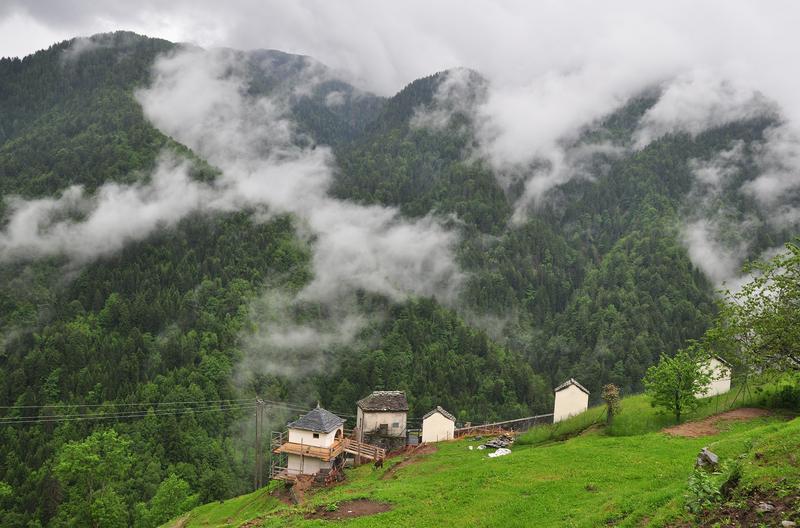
[643,346,711,423]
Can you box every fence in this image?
[454,413,554,437]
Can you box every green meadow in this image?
[166,382,800,527]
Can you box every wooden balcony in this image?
[273,439,344,461]
[272,438,386,462]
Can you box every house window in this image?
[313,433,319,439]
[392,422,399,428]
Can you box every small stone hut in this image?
[553,378,589,423]
[421,406,456,443]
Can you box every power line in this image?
[0,401,256,422]
[0,400,253,420]
[0,403,259,425]
[0,397,360,426]
[0,398,254,409]
[0,400,316,423]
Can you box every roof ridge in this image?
[357,390,409,411]
[554,378,590,395]
[423,405,456,421]
[288,406,345,433]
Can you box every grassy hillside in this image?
[165,387,800,527]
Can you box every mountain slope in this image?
[0,32,797,528]
[0,34,548,527]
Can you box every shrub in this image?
[685,469,722,513]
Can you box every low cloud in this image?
[235,290,369,380]
[9,2,800,235]
[683,218,754,287]
[0,157,207,262]
[0,46,464,381]
[409,67,487,131]
[743,125,800,228]
[634,70,776,147]
[410,68,628,217]
[60,31,142,62]
[137,47,463,303]
[680,135,800,289]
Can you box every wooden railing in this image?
[273,439,345,461]
[269,465,303,481]
[454,413,554,437]
[271,436,386,469]
[343,438,385,460]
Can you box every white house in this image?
[553,378,590,423]
[421,406,456,443]
[356,391,408,437]
[696,356,732,398]
[273,406,346,478]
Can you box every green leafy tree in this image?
[643,346,711,423]
[135,474,199,528]
[708,241,800,373]
[53,429,133,527]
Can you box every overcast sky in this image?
[0,1,798,97]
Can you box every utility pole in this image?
[254,398,265,490]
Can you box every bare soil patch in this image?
[305,499,391,520]
[269,485,295,505]
[381,444,438,480]
[662,408,772,438]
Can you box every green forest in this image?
[0,32,794,526]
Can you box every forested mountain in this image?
[0,32,793,526]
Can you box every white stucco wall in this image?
[696,357,731,398]
[287,453,329,475]
[357,408,407,436]
[553,384,589,423]
[421,411,455,443]
[287,426,342,448]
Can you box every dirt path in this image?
[381,444,438,480]
[662,408,772,437]
[305,499,391,520]
[163,515,189,528]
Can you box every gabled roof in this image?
[554,378,590,395]
[287,406,345,433]
[711,355,732,368]
[423,405,456,422]
[357,391,409,412]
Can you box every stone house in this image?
[356,390,409,450]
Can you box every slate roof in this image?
[357,391,409,412]
[287,406,345,433]
[554,378,590,395]
[422,405,456,422]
